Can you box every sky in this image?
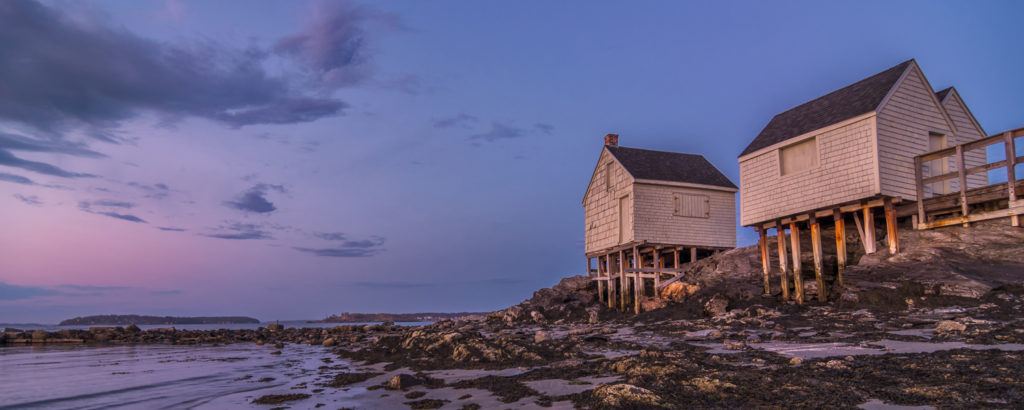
[1,0,1023,323]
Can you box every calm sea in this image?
[0,321,431,409]
[0,320,432,332]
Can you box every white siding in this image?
[876,68,955,201]
[739,117,879,226]
[584,150,634,253]
[634,184,736,248]
[942,92,988,189]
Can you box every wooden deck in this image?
[904,127,1023,230]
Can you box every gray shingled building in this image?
[584,134,737,313]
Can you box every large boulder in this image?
[704,294,729,317]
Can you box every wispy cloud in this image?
[156,226,186,232]
[224,183,285,213]
[78,201,147,223]
[296,233,385,257]
[467,122,526,143]
[200,222,273,240]
[0,282,58,301]
[12,194,42,206]
[534,123,554,135]
[434,113,478,129]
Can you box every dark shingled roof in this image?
[606,145,737,189]
[935,87,953,102]
[739,59,914,157]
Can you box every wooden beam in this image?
[596,256,605,302]
[917,202,1024,229]
[653,250,661,295]
[833,209,846,288]
[758,226,771,295]
[884,197,900,254]
[852,210,866,251]
[776,223,789,300]
[633,245,640,314]
[673,249,680,269]
[618,250,625,311]
[690,247,697,263]
[957,145,969,227]
[810,215,825,302]
[789,221,804,304]
[862,206,876,254]
[1007,131,1020,227]
[751,197,892,230]
[914,155,926,229]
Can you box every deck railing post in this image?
[1006,131,1020,227]
[914,156,926,229]
[957,145,969,226]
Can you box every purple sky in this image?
[2,0,1023,323]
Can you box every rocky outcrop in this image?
[488,275,606,324]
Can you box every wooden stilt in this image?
[690,247,698,263]
[789,221,804,305]
[776,223,790,300]
[810,215,825,302]
[674,248,681,268]
[914,156,926,230]
[618,250,625,311]
[758,226,771,295]
[607,253,615,308]
[633,245,641,314]
[862,206,876,254]
[653,249,662,297]
[884,197,900,254]
[833,209,846,288]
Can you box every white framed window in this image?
[673,193,709,218]
[779,137,819,176]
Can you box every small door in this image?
[928,133,949,195]
[618,195,630,244]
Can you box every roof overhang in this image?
[634,179,737,193]
[737,111,877,162]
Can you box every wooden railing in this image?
[912,127,1024,229]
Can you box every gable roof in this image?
[935,87,953,102]
[739,59,914,157]
[936,86,987,137]
[606,145,737,189]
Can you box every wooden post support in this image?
[862,206,876,254]
[618,250,626,311]
[884,197,900,254]
[776,223,790,300]
[674,248,681,269]
[690,247,698,263]
[607,253,615,309]
[757,226,771,295]
[1006,131,1020,227]
[956,145,969,226]
[809,215,825,302]
[789,221,804,304]
[586,257,592,278]
[833,209,846,288]
[633,245,641,314]
[914,155,926,230]
[653,249,662,297]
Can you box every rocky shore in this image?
[6,221,1024,408]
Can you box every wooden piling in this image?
[618,250,626,311]
[789,221,804,304]
[884,197,900,254]
[758,226,771,294]
[914,156,926,230]
[690,247,697,263]
[833,209,846,288]
[862,206,876,254]
[653,249,662,296]
[776,223,790,300]
[633,245,641,314]
[810,215,825,302]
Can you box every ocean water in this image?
[0,343,339,409]
[0,321,432,332]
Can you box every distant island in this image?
[310,312,488,323]
[59,315,260,326]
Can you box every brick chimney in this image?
[604,133,619,146]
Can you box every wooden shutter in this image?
[673,193,709,218]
